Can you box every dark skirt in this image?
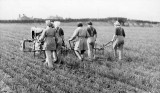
[74,38,88,51]
[43,37,56,50]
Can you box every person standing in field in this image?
[86,22,97,61]
[69,22,89,61]
[111,21,125,60]
[53,21,65,63]
[38,20,57,68]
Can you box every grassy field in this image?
[0,22,160,93]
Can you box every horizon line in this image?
[0,17,159,23]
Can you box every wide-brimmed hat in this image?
[114,21,120,26]
[54,21,61,28]
[45,20,52,27]
[87,22,92,25]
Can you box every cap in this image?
[77,22,83,27]
[87,22,92,25]
[114,21,120,26]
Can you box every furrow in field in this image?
[0,65,41,93]
[0,42,120,92]
[0,35,152,92]
[0,47,142,92]
[0,45,149,92]
[0,58,69,93]
[0,44,106,92]
[0,46,108,93]
[0,50,98,93]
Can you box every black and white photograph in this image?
[0,0,160,93]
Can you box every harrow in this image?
[20,27,45,58]
[20,27,113,59]
[94,41,113,55]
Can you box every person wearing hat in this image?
[69,22,90,61]
[38,20,57,68]
[53,21,64,63]
[111,21,125,60]
[86,22,97,61]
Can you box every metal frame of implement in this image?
[94,41,113,55]
[20,39,45,58]
[20,28,113,59]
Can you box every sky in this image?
[0,0,160,21]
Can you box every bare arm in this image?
[38,30,46,42]
[94,34,97,41]
[111,28,118,41]
[111,35,117,42]
[94,28,97,41]
[69,28,79,41]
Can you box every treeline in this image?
[128,19,159,24]
[0,18,120,23]
[0,17,128,23]
[0,17,159,26]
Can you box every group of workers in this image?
[38,20,125,68]
[38,20,64,68]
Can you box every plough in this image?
[68,40,113,57]
[20,27,113,59]
[20,27,72,58]
[20,27,45,58]
[94,41,113,55]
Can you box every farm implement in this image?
[94,41,113,55]
[20,27,45,57]
[20,27,70,58]
[68,40,113,59]
[20,27,113,59]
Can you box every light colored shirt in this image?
[70,27,89,40]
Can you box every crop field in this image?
[0,22,160,93]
